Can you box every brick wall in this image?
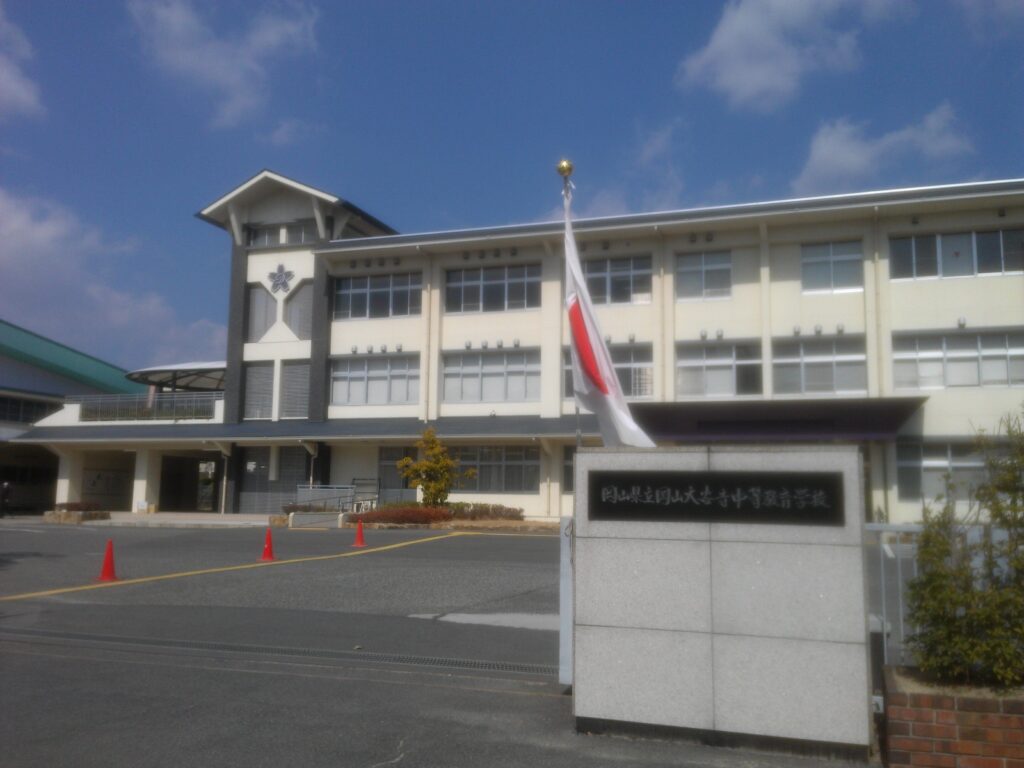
[884,671,1024,768]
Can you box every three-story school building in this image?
[19,170,1024,522]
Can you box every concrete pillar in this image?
[131,449,162,513]
[54,449,84,506]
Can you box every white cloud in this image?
[128,0,317,128]
[791,102,973,196]
[260,117,323,146]
[680,0,872,112]
[0,186,226,367]
[0,1,44,121]
[951,0,1024,36]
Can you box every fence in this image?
[863,522,1010,668]
[70,392,222,421]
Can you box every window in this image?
[246,226,279,248]
[444,350,541,402]
[890,230,1024,279]
[676,252,731,299]
[285,221,318,245]
[246,284,276,342]
[893,332,1024,389]
[333,273,422,320]
[584,256,652,304]
[801,241,862,291]
[378,447,416,491]
[455,446,540,493]
[676,342,762,396]
[243,363,273,419]
[445,265,541,312]
[331,355,419,405]
[0,396,59,423]
[279,361,310,418]
[284,282,313,340]
[563,446,576,492]
[562,343,653,399]
[897,442,988,502]
[773,338,867,394]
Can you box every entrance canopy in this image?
[126,361,226,392]
[631,397,926,443]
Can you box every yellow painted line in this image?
[0,532,460,603]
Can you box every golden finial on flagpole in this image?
[557,158,574,179]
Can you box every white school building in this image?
[18,171,1024,522]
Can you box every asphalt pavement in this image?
[0,521,867,767]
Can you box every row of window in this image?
[0,396,60,424]
[890,229,1024,280]
[243,329,1024,415]
[247,221,319,248]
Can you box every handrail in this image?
[68,391,223,422]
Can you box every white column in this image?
[54,449,84,506]
[131,449,162,513]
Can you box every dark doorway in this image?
[159,455,221,512]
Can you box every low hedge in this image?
[350,506,453,525]
[54,502,100,512]
[447,502,523,521]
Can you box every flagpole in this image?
[559,159,583,451]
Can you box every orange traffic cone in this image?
[98,539,118,581]
[352,519,366,548]
[261,527,275,561]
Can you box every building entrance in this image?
[159,455,221,512]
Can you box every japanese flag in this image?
[563,185,655,448]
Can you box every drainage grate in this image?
[0,626,558,677]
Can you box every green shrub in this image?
[351,506,453,525]
[448,502,524,521]
[906,411,1024,688]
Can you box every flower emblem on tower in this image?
[269,264,294,293]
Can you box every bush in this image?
[447,502,524,521]
[54,502,99,512]
[396,428,475,506]
[906,411,1024,688]
[351,506,453,525]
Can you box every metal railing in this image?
[69,392,223,422]
[863,522,1009,667]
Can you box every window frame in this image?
[562,343,654,400]
[330,354,420,406]
[444,264,542,313]
[675,251,732,301]
[454,446,541,493]
[332,272,423,321]
[771,337,868,395]
[896,442,988,502]
[675,341,763,397]
[889,229,1024,281]
[800,241,864,293]
[582,255,653,305]
[443,349,541,403]
[893,331,1024,390]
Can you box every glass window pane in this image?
[890,238,914,279]
[833,241,861,257]
[482,282,504,311]
[922,469,947,500]
[705,367,734,396]
[350,292,367,318]
[897,443,920,462]
[525,280,541,308]
[805,362,834,392]
[802,260,831,291]
[676,270,702,298]
[774,363,801,393]
[609,274,632,303]
[835,361,867,391]
[586,272,607,304]
[392,289,409,316]
[894,360,918,389]
[507,280,525,309]
[919,360,944,388]
[833,258,863,289]
[631,272,652,302]
[443,373,461,401]
[892,336,916,354]
[462,283,480,312]
[946,358,979,386]
[1002,229,1024,271]
[976,232,1003,273]
[981,358,1008,385]
[704,267,731,296]
[802,244,829,261]
[736,364,762,395]
[445,285,462,312]
[941,233,974,277]
[676,367,703,396]
[915,236,938,277]
[897,466,921,501]
[1009,357,1024,385]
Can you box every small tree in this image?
[906,409,1024,687]
[396,428,476,507]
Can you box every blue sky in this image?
[1,0,1022,369]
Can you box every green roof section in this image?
[0,319,145,395]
